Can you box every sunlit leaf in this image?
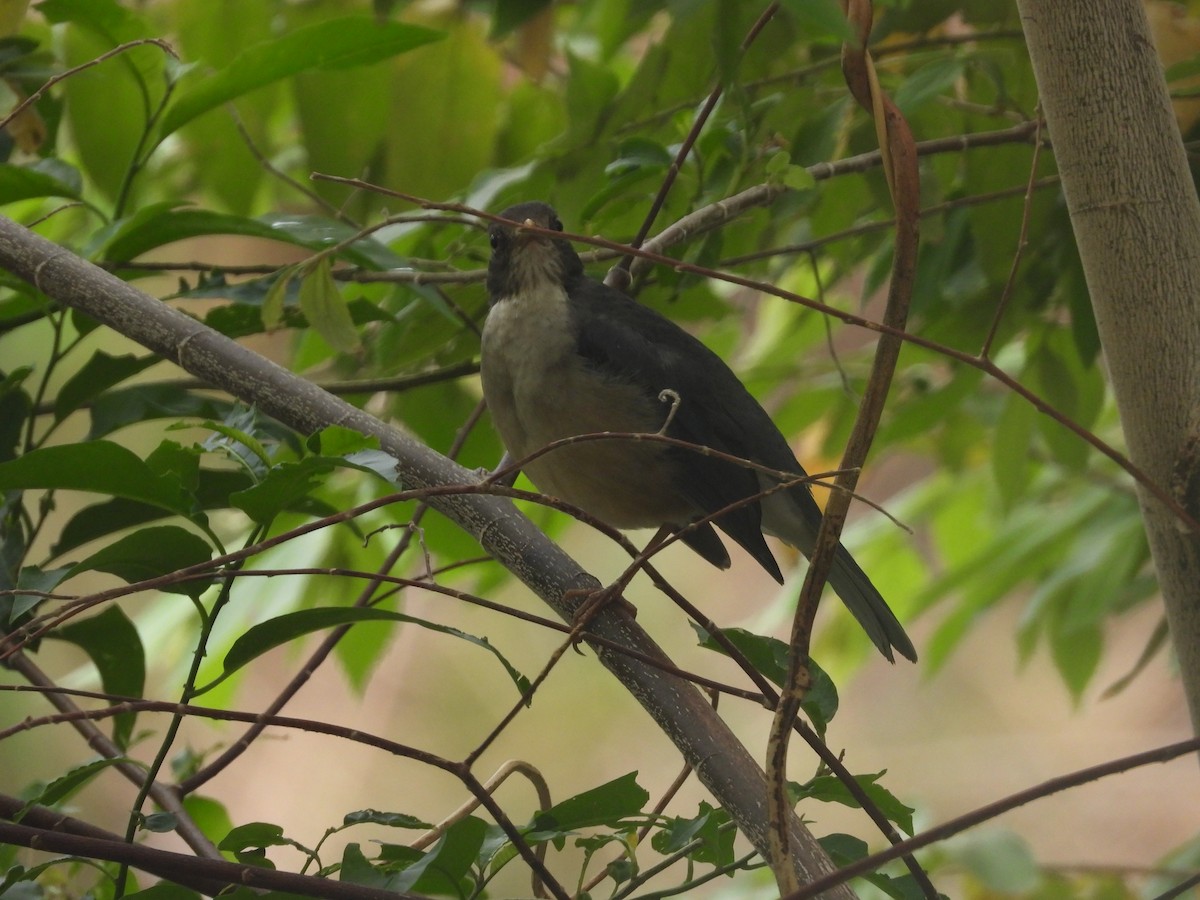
[157,17,442,139]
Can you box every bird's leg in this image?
[564,526,676,638]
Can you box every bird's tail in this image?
[760,482,917,662]
[827,543,917,663]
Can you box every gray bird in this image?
[480,201,916,663]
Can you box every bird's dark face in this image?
[486,201,583,301]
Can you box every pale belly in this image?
[481,292,695,529]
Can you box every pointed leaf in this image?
[203,607,531,699]
[694,625,838,734]
[0,160,82,204]
[21,757,132,813]
[50,606,145,749]
[394,817,486,893]
[342,810,431,829]
[67,525,214,599]
[529,772,649,835]
[799,773,915,835]
[0,441,194,514]
[261,267,295,332]
[298,257,360,354]
[158,17,442,138]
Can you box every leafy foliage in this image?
[0,0,1189,898]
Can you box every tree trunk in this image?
[1019,0,1200,732]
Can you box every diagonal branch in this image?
[0,213,847,891]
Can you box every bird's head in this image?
[486,201,583,301]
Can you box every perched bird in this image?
[480,201,916,663]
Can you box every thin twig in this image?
[0,38,178,132]
[786,736,1200,899]
[980,109,1046,359]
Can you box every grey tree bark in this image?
[0,215,856,898]
[1018,0,1200,731]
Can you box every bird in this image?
[479,201,916,663]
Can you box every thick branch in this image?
[0,215,845,892]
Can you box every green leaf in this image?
[49,605,145,748]
[94,205,287,262]
[381,23,503,203]
[343,809,431,829]
[260,267,295,332]
[489,0,553,38]
[191,419,271,472]
[951,828,1040,893]
[54,352,158,422]
[693,625,838,734]
[1050,616,1102,701]
[37,0,141,32]
[52,469,253,557]
[338,843,389,888]
[605,137,672,176]
[780,0,856,44]
[11,566,72,620]
[203,607,531,699]
[312,426,379,458]
[66,525,214,599]
[0,370,32,465]
[87,385,238,441]
[992,392,1034,508]
[181,796,233,847]
[21,757,132,812]
[95,206,405,269]
[158,17,443,139]
[139,813,178,834]
[0,441,194,514]
[0,160,82,204]
[798,772,915,835]
[401,816,486,893]
[564,51,619,143]
[51,4,163,203]
[298,257,360,354]
[529,772,649,836]
[218,822,290,851]
[893,57,966,115]
[650,802,734,867]
[229,456,362,525]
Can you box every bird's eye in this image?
[489,232,501,250]
[549,216,563,232]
